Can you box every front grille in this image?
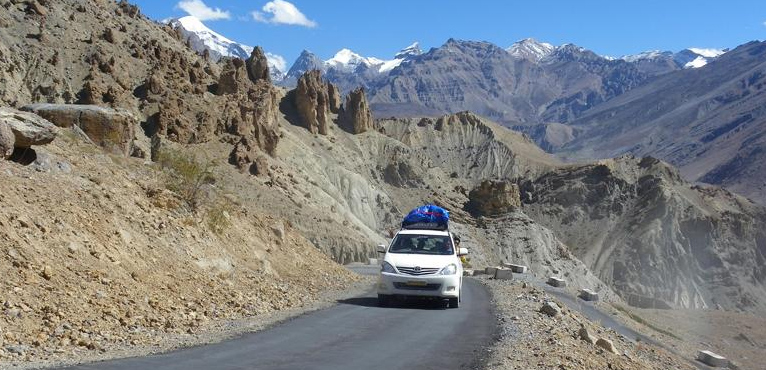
[397,266,439,276]
[393,282,442,291]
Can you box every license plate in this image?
[406,280,428,287]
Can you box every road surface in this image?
[62,267,495,370]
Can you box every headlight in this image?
[440,264,457,275]
[381,261,396,273]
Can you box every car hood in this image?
[384,253,456,269]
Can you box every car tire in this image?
[448,297,459,308]
[378,294,390,307]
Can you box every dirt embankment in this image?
[0,132,359,367]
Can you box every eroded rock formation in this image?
[327,83,341,114]
[216,58,250,95]
[246,46,270,83]
[293,70,330,135]
[464,180,521,216]
[339,88,373,134]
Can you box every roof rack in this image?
[400,222,449,231]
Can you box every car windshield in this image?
[389,234,453,255]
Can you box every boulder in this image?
[539,301,561,317]
[578,325,597,344]
[596,338,619,354]
[21,104,136,156]
[0,120,14,159]
[339,88,373,134]
[245,46,270,83]
[0,107,58,148]
[293,70,330,135]
[464,180,521,217]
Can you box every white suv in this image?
[376,229,467,308]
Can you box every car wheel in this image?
[378,294,389,307]
[448,297,459,308]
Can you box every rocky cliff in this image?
[518,156,766,310]
[0,0,280,163]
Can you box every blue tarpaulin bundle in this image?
[401,204,449,230]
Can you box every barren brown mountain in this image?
[1,1,765,369]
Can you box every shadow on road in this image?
[337,297,379,307]
[337,296,449,310]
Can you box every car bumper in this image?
[377,272,461,298]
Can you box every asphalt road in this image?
[62,267,495,370]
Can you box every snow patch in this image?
[684,56,709,68]
[688,48,725,58]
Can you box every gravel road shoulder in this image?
[10,275,374,370]
[481,276,696,370]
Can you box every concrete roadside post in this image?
[547,277,567,287]
[696,350,728,367]
[579,288,599,301]
[494,268,513,280]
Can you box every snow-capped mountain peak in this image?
[172,16,247,59]
[621,47,726,69]
[507,38,555,61]
[687,48,726,58]
[325,49,385,72]
[378,42,422,73]
[674,48,727,69]
[620,50,673,62]
[170,16,286,81]
[395,42,422,59]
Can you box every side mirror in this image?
[377,244,387,254]
[457,247,468,256]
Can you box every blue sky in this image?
[132,0,766,66]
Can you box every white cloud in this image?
[177,0,230,21]
[252,0,317,28]
[266,52,287,72]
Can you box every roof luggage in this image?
[401,204,449,230]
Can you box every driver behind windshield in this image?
[390,235,453,255]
